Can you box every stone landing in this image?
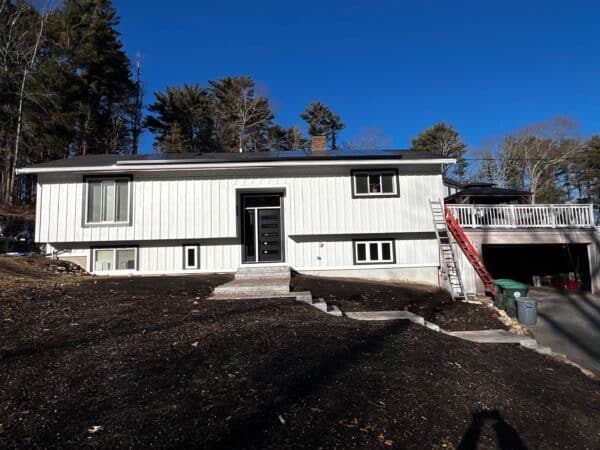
[209,266,311,301]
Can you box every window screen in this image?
[87,178,130,223]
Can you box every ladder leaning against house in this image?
[430,200,465,298]
[444,204,496,296]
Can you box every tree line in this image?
[412,117,600,204]
[1,0,141,205]
[1,1,598,207]
[144,83,345,154]
[0,1,347,205]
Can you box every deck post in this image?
[510,204,516,228]
[549,205,556,228]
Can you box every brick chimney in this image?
[310,135,327,153]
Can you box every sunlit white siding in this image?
[38,163,446,282]
[37,165,445,243]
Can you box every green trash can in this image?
[494,279,529,318]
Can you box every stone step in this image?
[212,278,290,296]
[235,265,291,280]
[326,305,343,317]
[209,291,311,301]
[311,299,329,312]
[445,329,537,345]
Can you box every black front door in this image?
[242,194,283,263]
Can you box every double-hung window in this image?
[354,240,395,264]
[352,170,398,197]
[86,177,130,224]
[93,248,137,272]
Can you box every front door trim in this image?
[237,188,286,264]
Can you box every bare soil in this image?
[291,274,505,331]
[1,258,599,449]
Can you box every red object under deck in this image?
[444,205,496,296]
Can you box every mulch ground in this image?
[291,274,505,331]
[1,258,599,449]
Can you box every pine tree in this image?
[144,83,216,152]
[286,126,309,150]
[58,0,135,155]
[299,101,345,150]
[410,122,468,180]
[268,125,309,151]
[160,123,187,153]
[209,76,273,152]
[575,135,600,202]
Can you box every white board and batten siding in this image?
[37,165,446,282]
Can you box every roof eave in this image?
[16,157,456,175]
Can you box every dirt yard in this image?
[291,273,505,331]
[1,257,599,449]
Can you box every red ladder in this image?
[444,205,496,296]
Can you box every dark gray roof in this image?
[445,183,532,202]
[20,149,450,171]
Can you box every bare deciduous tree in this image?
[344,126,393,150]
[501,116,583,203]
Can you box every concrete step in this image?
[235,265,291,280]
[311,299,329,312]
[445,329,537,345]
[212,278,290,296]
[327,305,343,316]
[210,291,311,301]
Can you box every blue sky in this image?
[113,0,600,153]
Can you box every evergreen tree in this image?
[575,135,600,202]
[144,83,216,152]
[267,125,309,151]
[410,122,468,180]
[209,76,273,152]
[58,0,135,155]
[300,101,345,150]
[285,126,309,150]
[161,123,188,153]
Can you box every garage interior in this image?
[482,244,592,291]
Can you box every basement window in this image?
[354,240,395,264]
[352,170,398,197]
[184,245,199,270]
[93,248,137,272]
[86,177,131,224]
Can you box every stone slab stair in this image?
[209,266,312,301]
[209,266,343,316]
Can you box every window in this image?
[87,178,130,224]
[184,245,199,269]
[93,248,137,271]
[352,170,398,197]
[354,240,395,264]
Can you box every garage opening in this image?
[482,244,591,291]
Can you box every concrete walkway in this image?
[526,288,600,376]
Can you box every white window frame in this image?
[184,245,199,270]
[352,170,398,197]
[92,247,137,272]
[354,240,395,264]
[85,177,131,225]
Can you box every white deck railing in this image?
[446,204,596,229]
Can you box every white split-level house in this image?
[16,146,456,286]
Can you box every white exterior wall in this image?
[36,166,445,242]
[38,164,446,283]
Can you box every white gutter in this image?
[16,158,456,175]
